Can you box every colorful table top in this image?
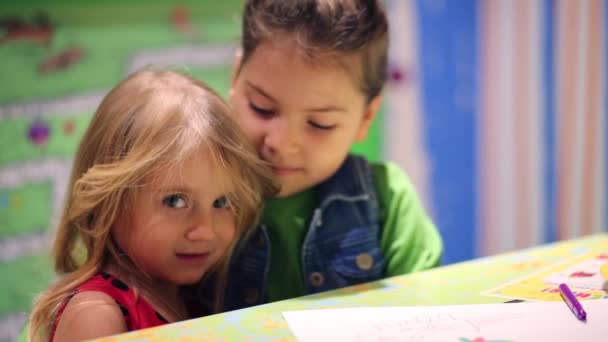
[97,233,608,341]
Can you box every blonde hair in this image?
[28,69,278,341]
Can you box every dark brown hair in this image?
[240,0,389,102]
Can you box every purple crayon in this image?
[558,283,587,321]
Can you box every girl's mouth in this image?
[271,166,303,176]
[175,253,209,262]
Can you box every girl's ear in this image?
[229,49,243,104]
[230,48,243,86]
[355,94,382,142]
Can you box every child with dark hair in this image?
[213,0,442,312]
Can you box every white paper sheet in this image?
[283,300,608,342]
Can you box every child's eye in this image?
[162,194,187,209]
[308,121,336,130]
[212,196,231,209]
[249,102,275,118]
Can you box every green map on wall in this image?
[0,0,383,338]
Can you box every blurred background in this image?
[0,0,606,339]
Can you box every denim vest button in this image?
[355,253,374,270]
[243,288,258,304]
[309,272,324,287]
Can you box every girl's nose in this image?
[185,215,216,241]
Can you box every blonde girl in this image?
[28,69,277,341]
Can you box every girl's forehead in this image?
[143,150,235,193]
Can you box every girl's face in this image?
[230,39,381,197]
[112,149,236,287]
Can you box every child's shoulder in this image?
[366,159,426,216]
[337,155,414,196]
[53,289,127,341]
[52,272,141,340]
[62,289,123,317]
[368,160,414,191]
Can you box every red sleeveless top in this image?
[51,272,169,341]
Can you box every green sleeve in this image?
[372,162,443,276]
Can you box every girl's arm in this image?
[53,291,128,342]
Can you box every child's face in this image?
[230,39,380,197]
[112,149,236,286]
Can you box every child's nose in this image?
[185,216,216,241]
[264,120,300,155]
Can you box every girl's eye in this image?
[212,196,231,209]
[249,102,275,118]
[309,121,336,130]
[162,194,187,209]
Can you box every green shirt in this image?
[263,161,443,303]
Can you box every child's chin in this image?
[274,186,301,198]
[175,273,207,286]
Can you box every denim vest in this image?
[223,155,384,311]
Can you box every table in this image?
[97,233,608,341]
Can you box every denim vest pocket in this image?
[329,228,385,282]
